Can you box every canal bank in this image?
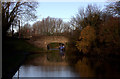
[2,52,29,79]
[2,37,44,79]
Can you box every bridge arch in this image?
[31,36,69,50]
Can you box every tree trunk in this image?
[2,21,11,38]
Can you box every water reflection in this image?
[13,53,80,77]
[13,52,120,78]
[13,65,80,77]
[74,56,120,78]
[75,57,95,77]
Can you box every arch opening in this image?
[47,42,65,50]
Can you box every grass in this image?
[2,37,45,78]
[4,38,44,53]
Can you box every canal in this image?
[12,49,120,78]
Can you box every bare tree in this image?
[105,1,120,17]
[20,23,31,37]
[2,1,38,37]
[32,16,74,36]
[71,4,102,29]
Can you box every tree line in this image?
[18,16,72,37]
[2,1,120,56]
[70,1,120,56]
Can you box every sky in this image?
[28,1,109,25]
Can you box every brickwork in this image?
[30,36,69,49]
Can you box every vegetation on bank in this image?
[64,2,120,67]
[2,37,45,78]
[3,37,45,70]
[66,2,120,57]
[3,37,44,53]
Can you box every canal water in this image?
[13,50,120,78]
[13,65,80,77]
[13,49,80,77]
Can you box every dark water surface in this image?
[13,51,120,78]
[13,52,80,77]
[74,56,120,78]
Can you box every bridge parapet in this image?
[30,36,69,49]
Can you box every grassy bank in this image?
[2,37,45,79]
[3,37,44,53]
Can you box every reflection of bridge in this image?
[30,36,69,49]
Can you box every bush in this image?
[76,26,96,54]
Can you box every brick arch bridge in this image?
[30,36,69,49]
